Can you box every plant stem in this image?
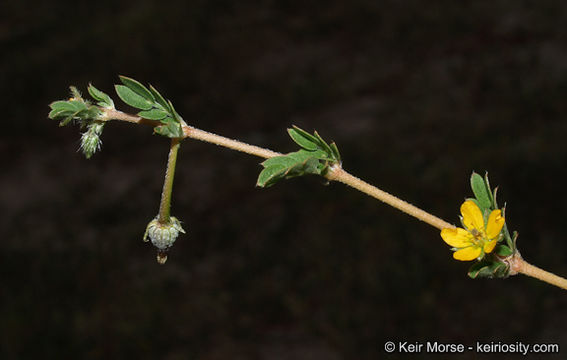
[509,254,567,290]
[101,109,282,158]
[101,109,153,125]
[104,109,567,290]
[183,126,282,159]
[326,165,455,230]
[105,110,453,229]
[158,138,181,224]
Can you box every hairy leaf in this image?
[468,259,509,279]
[470,172,492,210]
[49,99,101,126]
[88,83,114,108]
[257,150,328,187]
[119,76,155,102]
[149,85,170,112]
[288,128,318,151]
[329,142,341,163]
[257,126,341,188]
[138,108,169,120]
[154,121,184,138]
[494,244,514,257]
[115,85,154,110]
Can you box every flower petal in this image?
[441,227,472,248]
[453,246,482,261]
[460,200,484,231]
[486,209,505,240]
[484,239,498,254]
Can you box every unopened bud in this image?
[80,122,104,159]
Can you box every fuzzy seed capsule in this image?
[143,216,186,264]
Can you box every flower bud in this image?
[143,216,186,264]
[80,122,104,159]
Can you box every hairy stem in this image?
[101,109,282,158]
[326,165,455,230]
[101,109,151,124]
[103,109,567,290]
[158,138,181,224]
[509,254,567,290]
[184,126,282,158]
[103,110,454,229]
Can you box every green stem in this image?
[158,138,181,224]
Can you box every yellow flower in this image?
[441,200,505,261]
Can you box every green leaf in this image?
[313,131,333,157]
[468,259,509,279]
[51,108,74,123]
[153,121,184,138]
[49,100,78,114]
[494,244,514,257]
[470,172,492,210]
[138,108,169,120]
[512,230,518,248]
[149,85,170,111]
[257,150,329,188]
[70,86,83,101]
[257,164,289,188]
[492,186,499,209]
[167,100,183,123]
[288,126,340,163]
[291,125,319,144]
[48,107,67,119]
[115,85,153,110]
[483,172,495,207]
[468,261,488,279]
[257,127,341,188]
[119,75,154,102]
[88,83,114,108]
[111,77,185,137]
[262,155,300,169]
[79,106,103,120]
[329,142,341,163]
[48,99,102,126]
[288,128,318,151]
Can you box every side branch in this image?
[55,102,567,290]
[158,138,181,224]
[104,109,453,230]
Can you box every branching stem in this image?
[102,109,567,290]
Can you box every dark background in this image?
[3,1,567,359]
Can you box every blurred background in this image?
[2,1,567,359]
